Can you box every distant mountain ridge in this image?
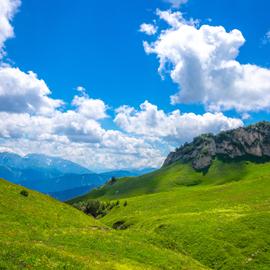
[0,152,155,200]
[163,121,270,171]
[0,152,92,176]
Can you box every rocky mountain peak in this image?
[163,121,270,171]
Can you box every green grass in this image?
[1,159,270,269]
[72,160,270,269]
[0,178,206,270]
[71,159,270,201]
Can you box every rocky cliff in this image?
[163,122,270,171]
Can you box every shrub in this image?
[73,199,120,219]
[108,202,115,210]
[20,190,29,197]
[84,200,102,218]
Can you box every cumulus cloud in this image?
[0,1,63,116]
[0,138,163,171]
[72,94,107,120]
[115,101,243,143]
[139,23,157,35]
[0,67,63,115]
[0,1,246,171]
[0,96,243,170]
[0,93,106,144]
[0,0,20,56]
[143,10,270,113]
[0,94,166,170]
[0,0,164,170]
[0,107,164,171]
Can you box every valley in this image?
[1,123,270,269]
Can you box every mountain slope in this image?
[0,178,206,270]
[71,161,270,269]
[70,123,270,269]
[20,171,149,201]
[70,159,270,201]
[164,121,270,171]
[98,175,270,270]
[74,122,270,201]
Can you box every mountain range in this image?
[0,152,155,200]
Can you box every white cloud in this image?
[0,0,20,57]
[143,10,270,113]
[0,93,107,144]
[115,101,243,144]
[0,66,63,115]
[0,97,243,170]
[0,1,62,116]
[0,107,164,170]
[0,2,246,171]
[164,0,188,8]
[139,23,157,35]
[0,95,165,170]
[53,111,105,144]
[0,1,164,170]
[72,94,107,120]
[0,138,163,171]
[156,9,199,28]
[76,86,86,93]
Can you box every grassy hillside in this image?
[71,159,270,201]
[0,178,206,270]
[2,159,270,269]
[71,160,270,269]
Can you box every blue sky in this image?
[6,0,270,117]
[0,0,270,171]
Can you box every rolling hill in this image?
[70,162,270,269]
[0,178,206,270]
[71,159,270,201]
[70,122,270,269]
[1,122,270,269]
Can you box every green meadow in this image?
[0,178,207,270]
[72,160,270,269]
[1,159,270,269]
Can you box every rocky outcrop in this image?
[163,122,270,171]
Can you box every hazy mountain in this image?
[20,173,105,194]
[0,152,153,200]
[3,153,92,174]
[23,154,92,175]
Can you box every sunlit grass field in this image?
[1,159,270,269]
[73,160,270,269]
[0,178,207,270]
